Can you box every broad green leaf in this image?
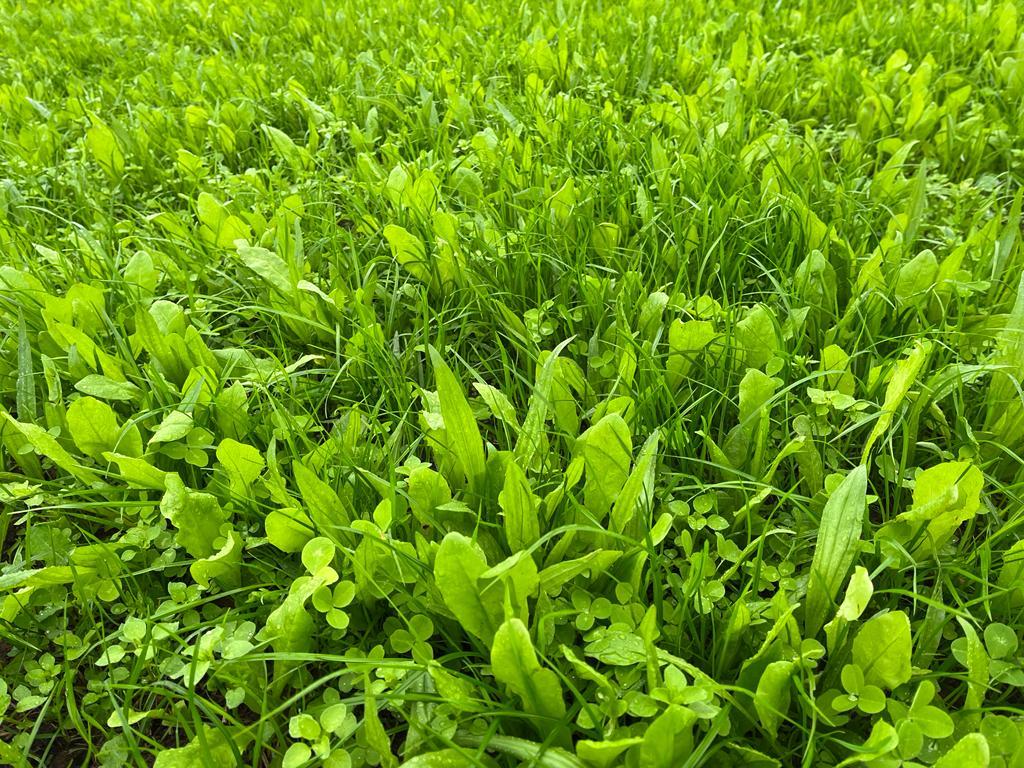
[499,459,540,553]
[793,415,824,495]
[824,566,874,652]
[514,338,574,471]
[102,452,169,490]
[434,532,501,644]
[259,560,337,654]
[735,304,779,369]
[384,224,431,283]
[190,529,242,589]
[216,438,264,493]
[639,291,669,340]
[455,734,583,767]
[406,465,453,527]
[260,588,314,655]
[820,344,855,395]
[548,177,576,226]
[561,645,615,694]
[539,550,620,595]
[862,340,931,461]
[591,222,619,259]
[577,413,632,521]
[479,550,538,625]
[235,244,296,300]
[160,475,228,558]
[74,375,141,402]
[805,464,868,637]
[883,461,983,556]
[986,273,1024,455]
[584,629,648,666]
[984,623,1018,659]
[124,250,158,295]
[639,704,697,768]
[148,211,191,240]
[794,250,837,326]
[197,192,251,248]
[0,567,76,592]
[67,396,142,460]
[852,611,912,690]
[901,163,928,246]
[666,319,716,387]
[894,249,938,308]
[724,744,782,768]
[723,369,779,469]
[934,734,990,768]
[474,383,521,434]
[550,357,585,437]
[149,411,194,444]
[577,738,643,768]
[754,660,794,739]
[996,540,1024,611]
[427,663,478,712]
[294,459,352,538]
[490,618,570,748]
[289,714,320,741]
[134,307,188,386]
[152,727,236,767]
[302,537,335,574]
[836,721,900,767]
[262,123,310,171]
[2,412,99,485]
[907,681,954,739]
[610,430,659,537]
[451,166,484,203]
[428,346,486,494]
[265,508,314,553]
[85,115,125,179]
[282,744,311,768]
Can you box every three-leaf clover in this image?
[312,580,355,631]
[389,614,434,662]
[572,589,613,631]
[832,663,887,715]
[285,701,357,768]
[987,625,1024,686]
[981,714,1024,768]
[886,680,955,760]
[952,622,1024,685]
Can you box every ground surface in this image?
[1,0,1024,766]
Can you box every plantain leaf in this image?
[499,458,540,553]
[753,660,794,739]
[429,345,486,494]
[577,413,632,522]
[434,532,501,644]
[805,464,868,637]
[610,430,659,538]
[490,618,571,749]
[852,611,912,690]
[515,338,574,471]
[293,459,352,540]
[862,340,931,461]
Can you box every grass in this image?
[1,0,1024,766]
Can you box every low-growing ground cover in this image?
[1,0,1024,765]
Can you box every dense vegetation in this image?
[2,0,1024,765]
